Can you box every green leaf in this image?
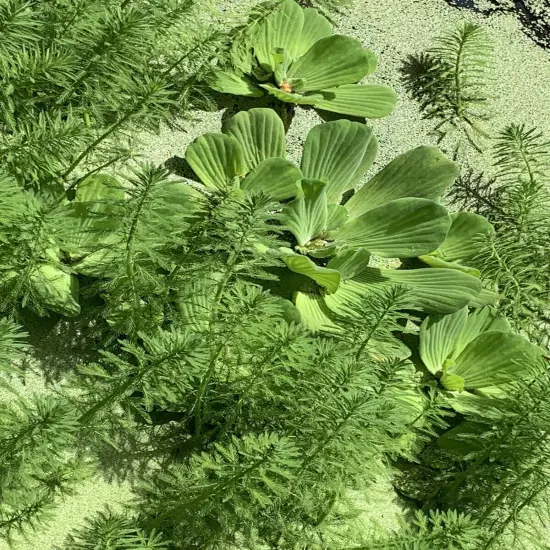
[314,84,397,119]
[345,146,460,220]
[430,212,495,262]
[210,71,264,97]
[240,158,302,200]
[468,286,499,308]
[417,255,480,276]
[300,120,378,204]
[185,133,246,190]
[326,204,348,231]
[176,274,222,332]
[283,255,340,293]
[440,372,466,392]
[449,331,543,389]
[63,174,124,253]
[72,247,119,278]
[451,307,510,360]
[324,267,482,316]
[333,198,451,258]
[295,7,332,58]
[419,307,468,375]
[293,291,341,333]
[282,179,328,246]
[223,108,286,171]
[260,83,323,105]
[30,264,80,316]
[254,0,305,71]
[326,248,370,280]
[287,35,376,92]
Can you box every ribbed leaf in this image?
[294,291,341,333]
[287,35,375,92]
[260,83,323,105]
[333,198,451,258]
[222,108,286,170]
[326,204,348,231]
[326,248,370,280]
[254,0,305,71]
[416,255,480,276]
[185,133,246,190]
[451,307,510,360]
[283,255,340,293]
[315,84,397,119]
[210,71,264,97]
[295,7,332,58]
[449,331,543,389]
[325,267,482,316]
[240,158,302,200]
[432,212,494,261]
[300,120,377,204]
[64,174,124,253]
[282,179,327,246]
[345,146,459,220]
[30,264,80,316]
[419,307,468,375]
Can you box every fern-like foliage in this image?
[0,395,88,543]
[401,22,493,150]
[448,124,550,347]
[0,0,221,192]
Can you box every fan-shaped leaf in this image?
[240,158,302,200]
[449,331,543,389]
[185,133,246,190]
[210,71,264,97]
[254,0,305,71]
[451,307,510,360]
[333,198,451,258]
[294,291,341,333]
[419,307,468,375]
[326,204,348,231]
[315,84,397,119]
[345,146,459,219]
[429,212,495,262]
[287,35,376,92]
[325,267,482,316]
[301,120,378,204]
[295,7,332,58]
[30,264,80,316]
[326,248,370,280]
[283,255,340,293]
[222,108,286,170]
[282,179,327,246]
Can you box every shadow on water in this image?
[444,0,550,50]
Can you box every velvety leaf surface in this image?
[240,158,302,200]
[30,264,80,316]
[419,307,469,375]
[345,146,459,220]
[333,198,451,258]
[282,179,327,246]
[186,133,246,190]
[324,267,482,316]
[210,71,264,97]
[254,0,305,71]
[294,291,341,333]
[326,248,370,280]
[223,108,286,170]
[315,84,397,118]
[301,120,378,204]
[283,255,341,293]
[287,35,375,92]
[450,331,543,389]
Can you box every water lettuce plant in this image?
[184,108,490,330]
[210,0,397,118]
[419,305,544,400]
